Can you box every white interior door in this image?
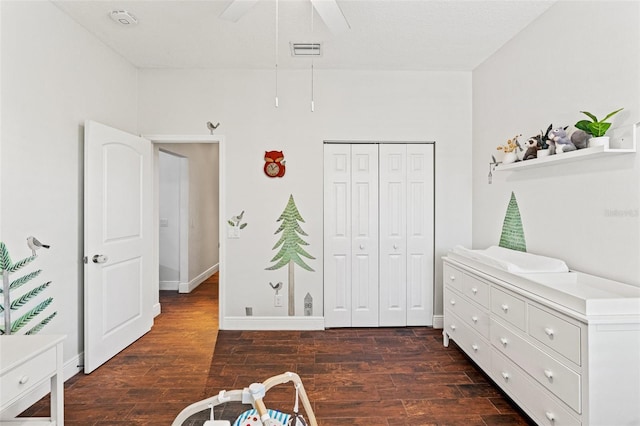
[379,144,408,326]
[324,144,352,327]
[324,142,433,328]
[350,144,379,327]
[405,144,434,326]
[84,120,154,373]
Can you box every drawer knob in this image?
[450,275,456,281]
[544,369,554,380]
[501,304,509,313]
[450,299,456,306]
[471,287,478,294]
[471,316,478,323]
[19,375,30,385]
[544,327,555,338]
[499,337,508,347]
[359,244,365,250]
[501,372,509,381]
[545,411,555,422]
[471,344,479,352]
[450,324,456,331]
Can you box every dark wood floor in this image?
[23,274,533,425]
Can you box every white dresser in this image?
[0,334,65,425]
[443,252,640,426]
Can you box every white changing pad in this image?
[451,245,569,274]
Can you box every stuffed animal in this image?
[523,137,539,160]
[567,127,589,149]
[549,127,576,153]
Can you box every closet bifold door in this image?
[324,144,352,327]
[350,144,379,327]
[379,144,434,326]
[324,144,379,328]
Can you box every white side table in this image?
[0,335,65,425]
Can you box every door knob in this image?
[92,254,109,264]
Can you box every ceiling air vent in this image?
[290,43,322,57]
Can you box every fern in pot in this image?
[575,108,623,149]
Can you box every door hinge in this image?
[83,256,88,264]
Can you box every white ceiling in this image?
[52,0,556,71]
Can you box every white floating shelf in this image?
[495,145,634,171]
[495,121,638,172]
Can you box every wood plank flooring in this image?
[22,274,533,425]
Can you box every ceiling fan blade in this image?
[219,0,260,23]
[311,0,350,34]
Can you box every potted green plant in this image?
[575,107,624,148]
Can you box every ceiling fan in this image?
[219,0,350,34]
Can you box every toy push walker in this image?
[172,372,317,426]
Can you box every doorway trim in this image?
[145,134,226,329]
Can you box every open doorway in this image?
[158,149,189,291]
[154,141,220,294]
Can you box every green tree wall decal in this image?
[499,192,527,252]
[266,194,315,316]
[1,241,57,334]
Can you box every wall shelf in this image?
[495,121,638,172]
[495,145,634,171]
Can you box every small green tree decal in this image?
[1,242,57,335]
[499,192,527,252]
[266,195,315,316]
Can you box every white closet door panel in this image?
[379,144,407,326]
[351,144,379,327]
[324,144,352,327]
[406,144,434,325]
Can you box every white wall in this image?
[157,143,219,286]
[159,150,182,285]
[473,1,640,286]
[1,1,138,365]
[139,69,473,323]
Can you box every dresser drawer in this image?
[445,288,489,339]
[462,273,490,308]
[0,345,57,406]
[491,350,581,426]
[444,313,491,371]
[529,305,582,366]
[491,319,581,413]
[491,287,526,331]
[443,263,463,292]
[444,287,462,317]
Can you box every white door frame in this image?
[145,134,226,329]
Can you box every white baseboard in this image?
[153,302,162,317]
[2,353,82,418]
[222,316,325,330]
[179,263,218,293]
[432,314,444,329]
[159,280,179,291]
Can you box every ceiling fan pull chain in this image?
[310,1,315,112]
[275,0,279,108]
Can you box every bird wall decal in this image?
[27,236,50,257]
